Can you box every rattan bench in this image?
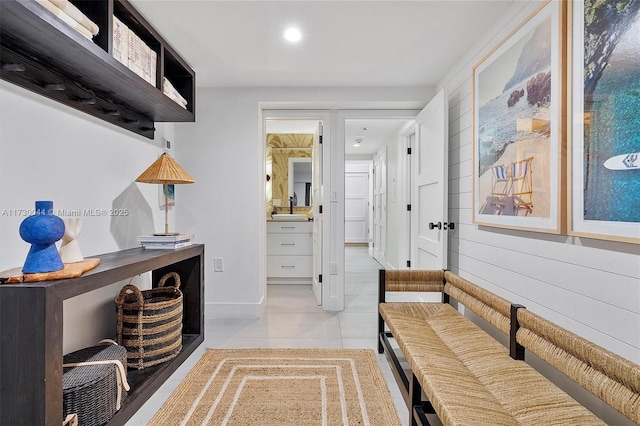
[378,269,640,426]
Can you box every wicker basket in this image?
[116,272,183,370]
[62,341,129,426]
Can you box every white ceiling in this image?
[130,0,513,88]
[131,1,512,157]
[344,118,412,155]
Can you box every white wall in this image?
[0,81,172,354]
[439,1,639,423]
[173,86,430,317]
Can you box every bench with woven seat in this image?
[378,269,640,426]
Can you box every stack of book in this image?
[112,15,157,86]
[138,234,193,250]
[35,0,99,40]
[163,77,188,109]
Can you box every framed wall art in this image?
[568,0,640,244]
[472,0,565,233]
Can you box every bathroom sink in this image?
[272,214,307,221]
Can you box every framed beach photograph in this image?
[568,0,640,244]
[472,0,565,233]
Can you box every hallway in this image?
[126,247,409,425]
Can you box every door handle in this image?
[429,222,455,230]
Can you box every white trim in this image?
[260,109,333,310]
[398,123,415,269]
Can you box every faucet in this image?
[289,196,294,214]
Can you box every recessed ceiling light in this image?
[284,28,302,42]
[353,143,360,147]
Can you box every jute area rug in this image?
[149,348,402,425]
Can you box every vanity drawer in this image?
[267,221,312,234]
[267,233,312,255]
[267,255,313,277]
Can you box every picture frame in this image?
[568,0,640,244]
[472,0,565,234]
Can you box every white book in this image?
[142,241,192,250]
[35,0,92,40]
[128,31,145,79]
[163,90,187,109]
[49,0,99,35]
[150,49,157,87]
[112,16,129,66]
[162,77,188,106]
[138,233,193,243]
[142,43,151,84]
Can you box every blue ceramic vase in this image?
[19,201,65,273]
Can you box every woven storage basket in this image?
[62,341,128,426]
[116,272,183,370]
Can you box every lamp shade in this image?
[135,153,195,184]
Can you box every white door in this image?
[411,89,449,269]
[373,148,387,265]
[344,162,369,244]
[312,122,323,305]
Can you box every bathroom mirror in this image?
[289,158,312,207]
[266,131,313,210]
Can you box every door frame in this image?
[261,108,422,312]
[397,123,415,269]
[261,110,332,308]
[336,109,420,307]
[372,146,387,266]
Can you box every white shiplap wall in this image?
[440,1,639,422]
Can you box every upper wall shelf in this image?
[0,0,195,139]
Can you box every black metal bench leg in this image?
[409,373,423,426]
[378,315,385,353]
[378,269,386,354]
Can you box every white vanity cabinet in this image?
[267,221,313,284]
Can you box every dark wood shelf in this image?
[0,244,205,426]
[0,0,195,139]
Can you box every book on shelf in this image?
[49,0,99,36]
[163,77,188,108]
[128,30,145,79]
[142,241,192,250]
[114,16,156,86]
[150,49,157,86]
[112,16,129,66]
[35,0,94,40]
[138,234,193,243]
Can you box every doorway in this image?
[343,116,415,271]
[263,112,328,307]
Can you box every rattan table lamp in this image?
[135,153,195,235]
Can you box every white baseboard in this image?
[205,300,265,319]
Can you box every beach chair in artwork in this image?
[489,163,511,211]
[511,157,534,213]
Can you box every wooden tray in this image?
[0,258,100,284]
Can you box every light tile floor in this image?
[126,247,409,425]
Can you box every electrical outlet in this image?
[214,257,224,272]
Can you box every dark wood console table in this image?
[0,244,204,425]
